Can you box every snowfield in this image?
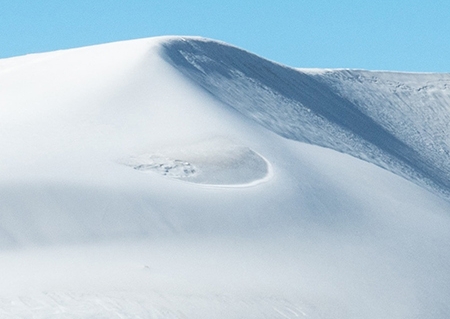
[1,36,450,318]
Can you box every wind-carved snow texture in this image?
[162,38,450,196]
[306,70,450,192]
[124,139,270,186]
[0,291,313,319]
[131,156,197,178]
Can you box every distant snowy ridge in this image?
[162,37,450,196]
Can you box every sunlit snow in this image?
[1,36,450,318]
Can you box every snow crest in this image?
[162,38,450,196]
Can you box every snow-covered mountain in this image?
[1,36,450,318]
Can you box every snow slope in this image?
[1,36,450,318]
[162,38,450,195]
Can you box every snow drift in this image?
[162,38,450,194]
[1,36,450,318]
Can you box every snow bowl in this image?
[123,138,272,187]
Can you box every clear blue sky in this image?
[1,0,449,72]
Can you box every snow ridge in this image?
[161,37,450,196]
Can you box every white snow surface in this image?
[1,36,450,318]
